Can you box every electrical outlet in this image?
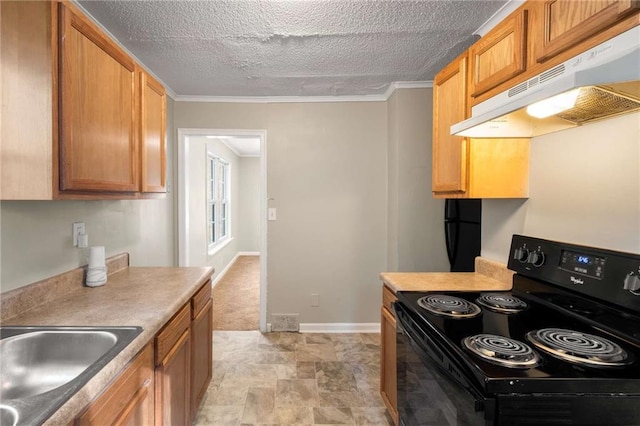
[311,293,320,307]
[271,314,299,332]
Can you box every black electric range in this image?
[394,235,640,425]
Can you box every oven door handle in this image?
[394,302,486,412]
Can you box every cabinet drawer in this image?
[155,303,190,365]
[382,285,397,313]
[191,281,212,319]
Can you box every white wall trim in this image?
[177,129,190,267]
[238,251,260,256]
[299,323,381,333]
[474,0,525,37]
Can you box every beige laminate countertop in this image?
[1,265,214,426]
[381,257,514,293]
[381,272,512,293]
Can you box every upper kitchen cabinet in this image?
[535,0,640,63]
[140,70,167,193]
[467,1,639,105]
[469,9,528,99]
[59,3,139,193]
[432,53,530,199]
[433,54,468,194]
[1,1,55,200]
[0,1,167,200]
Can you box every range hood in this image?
[452,26,640,138]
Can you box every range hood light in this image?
[526,89,580,119]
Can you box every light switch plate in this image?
[268,208,277,221]
[72,222,85,247]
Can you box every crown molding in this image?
[173,94,387,103]
[384,81,434,99]
[175,81,434,104]
[474,0,525,37]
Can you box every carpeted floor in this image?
[211,255,260,330]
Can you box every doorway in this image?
[177,128,267,332]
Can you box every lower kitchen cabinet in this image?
[191,282,213,420]
[155,303,191,426]
[74,283,213,425]
[76,343,154,426]
[380,285,398,426]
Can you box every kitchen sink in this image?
[0,326,142,426]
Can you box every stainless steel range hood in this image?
[451,26,640,138]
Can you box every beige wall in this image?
[482,112,640,262]
[265,102,388,323]
[175,101,389,324]
[387,88,449,273]
[387,92,399,271]
[238,157,261,252]
[0,98,177,292]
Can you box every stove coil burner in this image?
[476,293,528,313]
[417,295,481,318]
[463,334,540,369]
[526,328,633,368]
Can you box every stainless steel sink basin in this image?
[0,326,142,426]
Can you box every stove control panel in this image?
[560,250,606,279]
[508,234,640,315]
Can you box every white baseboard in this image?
[299,323,381,333]
[211,251,261,288]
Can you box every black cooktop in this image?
[396,278,640,395]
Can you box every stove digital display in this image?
[577,255,591,264]
[560,250,605,279]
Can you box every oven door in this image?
[394,301,491,426]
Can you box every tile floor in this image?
[195,331,392,426]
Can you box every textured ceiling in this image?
[78,0,511,98]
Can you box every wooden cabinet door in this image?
[59,3,138,192]
[469,9,528,98]
[76,344,154,426]
[380,286,398,425]
[155,304,191,426]
[191,299,213,420]
[536,0,640,63]
[380,305,398,426]
[432,55,468,194]
[140,70,166,193]
[0,1,54,200]
[156,330,191,426]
